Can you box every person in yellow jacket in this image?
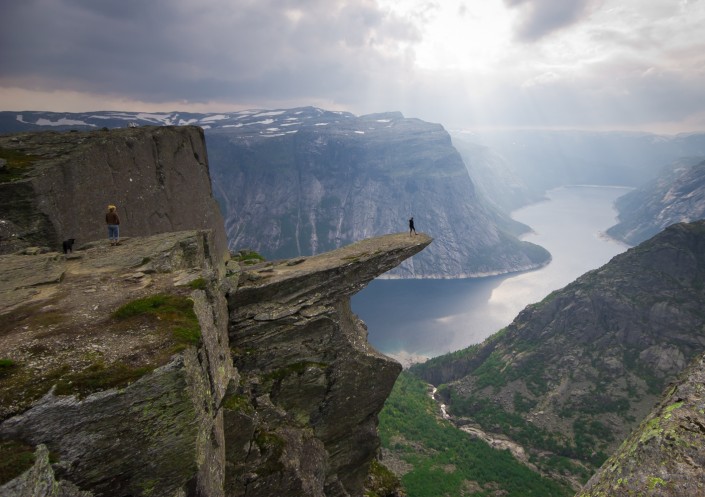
[105,205,120,246]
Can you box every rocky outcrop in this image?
[578,351,705,496]
[0,227,430,496]
[412,221,705,489]
[225,233,432,496]
[0,230,233,497]
[607,158,705,245]
[0,126,227,257]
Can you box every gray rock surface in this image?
[226,233,432,496]
[0,226,431,496]
[206,110,548,278]
[577,352,705,497]
[0,126,227,258]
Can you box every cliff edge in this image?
[0,230,430,497]
[0,126,432,497]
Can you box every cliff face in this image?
[207,109,548,278]
[0,230,233,497]
[607,158,705,245]
[0,126,227,256]
[225,233,432,496]
[0,127,431,497]
[412,221,705,488]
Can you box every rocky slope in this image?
[0,108,550,278]
[0,230,430,497]
[411,220,705,489]
[0,126,432,497]
[577,351,705,497]
[607,158,705,245]
[0,126,228,256]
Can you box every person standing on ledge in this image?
[106,204,120,246]
[409,216,417,236]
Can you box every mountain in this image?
[606,158,705,245]
[449,129,705,203]
[204,108,550,278]
[410,220,705,489]
[0,108,550,278]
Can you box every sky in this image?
[1,0,704,133]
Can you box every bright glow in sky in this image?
[1,0,704,133]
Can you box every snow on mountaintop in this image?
[2,107,409,138]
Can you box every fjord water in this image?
[351,185,632,362]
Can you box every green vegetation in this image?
[54,361,154,398]
[364,459,405,497]
[0,147,38,182]
[447,388,607,470]
[187,277,207,290]
[379,371,571,497]
[0,440,35,485]
[231,249,266,265]
[222,393,255,414]
[113,293,201,347]
[0,359,16,378]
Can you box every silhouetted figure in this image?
[409,217,417,236]
[62,238,75,254]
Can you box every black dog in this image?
[62,238,75,254]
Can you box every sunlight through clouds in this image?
[0,0,704,132]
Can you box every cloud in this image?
[1,0,704,133]
[0,0,419,107]
[504,0,601,41]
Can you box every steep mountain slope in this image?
[411,221,705,487]
[205,109,549,278]
[607,158,705,245]
[578,351,705,496]
[0,108,550,278]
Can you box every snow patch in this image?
[34,117,95,127]
[254,110,286,117]
[200,114,230,123]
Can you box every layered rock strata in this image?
[225,233,432,496]
[0,229,431,496]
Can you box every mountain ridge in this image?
[410,220,705,489]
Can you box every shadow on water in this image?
[351,275,510,359]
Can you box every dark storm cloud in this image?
[504,0,599,41]
[0,0,418,105]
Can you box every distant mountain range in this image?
[4,108,705,277]
[607,158,705,245]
